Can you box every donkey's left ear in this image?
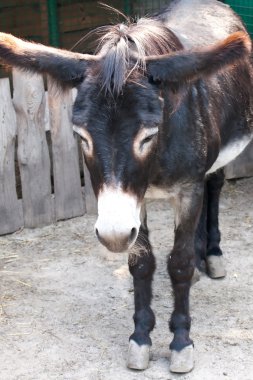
[146,32,251,84]
[0,32,99,87]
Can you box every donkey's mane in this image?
[92,18,182,95]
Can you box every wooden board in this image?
[47,78,85,221]
[13,69,53,227]
[39,0,49,44]
[0,5,42,37]
[59,3,110,33]
[0,78,23,234]
[58,0,125,50]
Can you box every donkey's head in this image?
[0,21,250,252]
[72,69,164,252]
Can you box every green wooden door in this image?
[224,1,253,37]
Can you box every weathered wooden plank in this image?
[0,5,42,37]
[58,0,124,32]
[13,69,53,227]
[47,78,85,221]
[225,140,253,179]
[0,78,23,234]
[39,0,50,45]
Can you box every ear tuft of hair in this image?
[213,31,252,65]
[146,31,252,85]
[225,31,251,52]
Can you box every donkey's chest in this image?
[146,134,253,196]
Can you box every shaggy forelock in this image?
[92,18,182,95]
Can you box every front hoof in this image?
[206,255,226,279]
[127,340,150,370]
[170,345,194,373]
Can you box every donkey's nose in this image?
[95,226,138,252]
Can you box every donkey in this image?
[0,0,252,374]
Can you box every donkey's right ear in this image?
[145,32,251,85]
[0,33,98,87]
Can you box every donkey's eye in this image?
[141,134,155,147]
[133,127,158,160]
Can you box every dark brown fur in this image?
[0,0,252,372]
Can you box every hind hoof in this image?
[170,345,194,373]
[127,340,150,370]
[206,255,226,279]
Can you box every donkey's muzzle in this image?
[95,226,138,253]
[95,185,141,253]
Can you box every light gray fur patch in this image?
[206,136,252,175]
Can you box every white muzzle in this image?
[95,186,141,252]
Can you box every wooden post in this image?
[47,77,85,221]
[13,69,53,227]
[47,0,60,47]
[40,0,50,45]
[0,78,23,234]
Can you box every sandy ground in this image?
[0,178,253,380]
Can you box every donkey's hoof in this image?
[206,255,226,279]
[191,267,201,286]
[127,340,150,370]
[170,345,194,373]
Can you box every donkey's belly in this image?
[206,136,252,175]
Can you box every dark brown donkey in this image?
[0,0,252,374]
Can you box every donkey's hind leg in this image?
[127,204,156,370]
[206,169,226,278]
[194,183,208,284]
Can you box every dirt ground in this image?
[0,178,253,380]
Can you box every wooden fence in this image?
[0,69,97,236]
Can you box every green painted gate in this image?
[224,0,253,37]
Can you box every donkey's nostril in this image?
[95,228,100,239]
[129,227,137,244]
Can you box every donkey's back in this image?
[157,0,247,47]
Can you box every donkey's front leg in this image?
[168,184,204,373]
[127,205,156,370]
